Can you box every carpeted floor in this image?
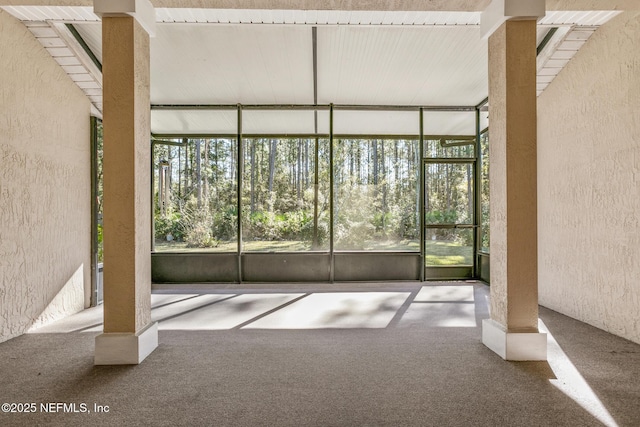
[0,282,638,426]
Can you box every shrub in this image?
[155,211,185,241]
[182,199,217,248]
[211,207,237,241]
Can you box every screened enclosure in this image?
[64,11,609,285]
[65,20,504,283]
[150,104,489,283]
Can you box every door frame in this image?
[422,157,477,280]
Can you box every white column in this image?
[93,0,157,365]
[481,0,548,361]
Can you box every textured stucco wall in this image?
[538,11,640,344]
[0,10,91,343]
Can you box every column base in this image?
[95,322,158,365]
[482,319,547,361]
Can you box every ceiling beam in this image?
[0,0,491,11]
[2,0,637,11]
[480,0,545,39]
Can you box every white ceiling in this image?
[153,24,314,105]
[74,22,489,107]
[1,6,622,135]
[317,26,487,106]
[72,20,491,134]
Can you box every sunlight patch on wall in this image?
[27,264,85,332]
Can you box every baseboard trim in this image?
[95,322,158,365]
[482,319,547,361]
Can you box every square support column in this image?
[94,0,157,365]
[482,16,547,361]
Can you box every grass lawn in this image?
[155,239,472,266]
[155,240,318,252]
[155,240,238,252]
[154,239,419,252]
[426,240,473,266]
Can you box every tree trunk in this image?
[349,140,355,182]
[304,139,309,187]
[250,139,256,215]
[445,164,451,212]
[203,140,209,207]
[371,140,376,185]
[268,139,276,192]
[356,142,362,184]
[177,144,182,199]
[297,139,302,203]
[381,140,386,211]
[213,139,218,201]
[467,163,473,223]
[415,145,421,232]
[196,139,202,208]
[230,140,236,196]
[185,138,190,196]
[167,145,173,201]
[394,141,399,200]
[425,163,430,213]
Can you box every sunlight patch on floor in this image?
[414,285,475,302]
[398,302,476,327]
[158,294,303,330]
[540,319,619,427]
[27,286,488,332]
[397,285,476,327]
[243,292,410,329]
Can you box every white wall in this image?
[538,11,640,344]
[0,10,91,343]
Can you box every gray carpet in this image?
[0,282,639,427]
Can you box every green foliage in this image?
[211,207,237,241]
[481,203,490,250]
[372,211,393,234]
[424,210,458,225]
[151,136,477,254]
[424,138,475,158]
[396,208,419,239]
[245,210,313,242]
[155,211,185,242]
[335,220,376,250]
[480,131,490,251]
[185,215,216,248]
[97,223,104,262]
[154,197,226,249]
[424,210,473,247]
[182,197,217,248]
[245,211,276,240]
[279,211,313,240]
